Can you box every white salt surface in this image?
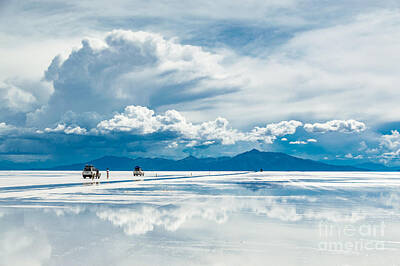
[1,171,400,265]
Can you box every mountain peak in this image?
[248,148,261,153]
[240,149,263,155]
[182,155,197,160]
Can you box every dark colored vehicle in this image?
[133,166,144,176]
[82,165,101,179]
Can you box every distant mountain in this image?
[45,149,366,171]
[47,155,137,171]
[0,161,37,170]
[353,162,399,171]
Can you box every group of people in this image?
[93,168,110,179]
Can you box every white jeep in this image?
[82,165,101,179]
[133,166,144,176]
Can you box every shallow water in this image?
[1,171,400,265]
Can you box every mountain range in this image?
[43,149,377,171]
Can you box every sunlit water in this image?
[1,171,400,266]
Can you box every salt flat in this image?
[1,171,400,266]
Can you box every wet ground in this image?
[0,171,400,265]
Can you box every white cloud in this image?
[200,10,400,125]
[304,120,366,133]
[168,141,178,148]
[30,29,244,128]
[2,3,400,130]
[20,10,400,129]
[289,140,307,145]
[378,130,400,162]
[380,130,400,151]
[342,153,364,160]
[251,120,302,138]
[96,105,301,146]
[345,153,353,159]
[44,124,87,135]
[289,138,317,145]
[96,106,160,134]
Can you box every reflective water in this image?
[0,171,400,265]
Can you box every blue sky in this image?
[1,0,400,167]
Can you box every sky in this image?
[1,0,400,167]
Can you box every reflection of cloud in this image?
[254,205,302,221]
[97,203,229,235]
[0,227,51,266]
[44,206,85,217]
[97,196,368,235]
[245,198,366,223]
[378,193,400,210]
[303,210,365,223]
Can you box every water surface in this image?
[0,171,399,265]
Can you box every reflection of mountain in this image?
[46,149,366,171]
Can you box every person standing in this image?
[107,168,110,179]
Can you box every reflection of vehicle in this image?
[82,165,101,179]
[133,166,144,176]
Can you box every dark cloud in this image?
[28,30,242,128]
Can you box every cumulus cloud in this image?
[344,153,363,159]
[250,120,302,138]
[289,140,307,145]
[28,29,244,128]
[289,138,317,145]
[43,124,87,135]
[378,130,400,162]
[304,120,366,133]
[96,105,302,146]
[380,130,400,151]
